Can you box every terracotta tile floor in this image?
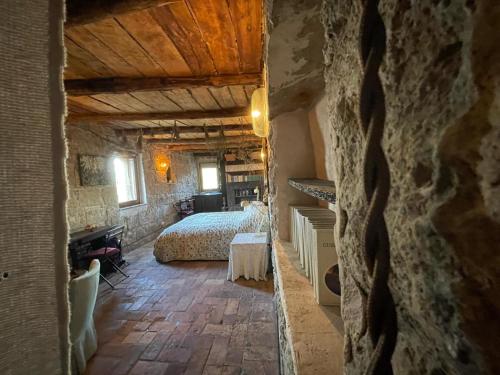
[86,243,279,375]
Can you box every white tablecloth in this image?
[227,232,269,282]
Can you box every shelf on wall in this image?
[288,178,336,203]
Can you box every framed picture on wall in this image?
[78,154,111,186]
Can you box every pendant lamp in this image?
[251,87,269,137]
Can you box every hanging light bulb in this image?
[251,87,269,137]
[251,109,261,118]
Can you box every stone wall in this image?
[66,125,198,249]
[66,125,121,231]
[268,109,318,241]
[267,0,325,118]
[322,0,500,373]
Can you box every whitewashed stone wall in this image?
[66,125,198,249]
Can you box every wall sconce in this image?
[251,87,269,137]
[155,155,172,182]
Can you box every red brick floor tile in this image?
[202,365,224,374]
[173,322,192,335]
[202,323,232,337]
[182,334,215,350]
[158,347,192,363]
[122,331,145,344]
[140,332,171,361]
[224,298,239,315]
[129,360,169,375]
[133,321,151,331]
[84,356,120,374]
[229,324,247,348]
[221,366,241,375]
[138,331,157,345]
[224,347,244,366]
[208,304,226,325]
[85,244,278,375]
[149,320,176,332]
[243,345,278,362]
[109,344,147,375]
[164,363,188,374]
[262,360,280,375]
[241,359,266,375]
[206,337,229,366]
[246,322,277,348]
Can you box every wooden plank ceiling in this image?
[65,0,264,148]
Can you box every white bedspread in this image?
[153,203,268,263]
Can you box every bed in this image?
[153,202,269,263]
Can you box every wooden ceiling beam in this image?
[120,124,252,136]
[66,0,180,27]
[147,135,260,145]
[66,107,249,124]
[161,143,262,152]
[65,73,263,96]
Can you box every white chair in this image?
[70,259,100,374]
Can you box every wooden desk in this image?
[68,224,123,269]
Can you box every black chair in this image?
[174,198,194,220]
[85,225,128,289]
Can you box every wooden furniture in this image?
[227,232,269,282]
[193,192,223,213]
[68,224,123,270]
[174,198,195,220]
[226,180,263,210]
[83,225,128,289]
[154,204,268,263]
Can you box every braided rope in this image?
[358,0,398,373]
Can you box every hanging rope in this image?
[358,0,398,373]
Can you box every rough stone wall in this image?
[120,144,197,248]
[266,0,326,241]
[66,125,120,231]
[267,0,325,118]
[66,125,198,249]
[274,276,295,375]
[322,0,500,373]
[268,109,318,241]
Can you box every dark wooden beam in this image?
[66,0,180,27]
[161,143,263,152]
[65,74,263,96]
[119,124,252,136]
[147,135,260,145]
[66,108,249,124]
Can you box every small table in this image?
[227,232,269,282]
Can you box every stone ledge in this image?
[273,240,344,374]
[288,178,336,203]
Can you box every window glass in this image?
[201,164,219,191]
[113,157,138,205]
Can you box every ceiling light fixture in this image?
[251,88,269,137]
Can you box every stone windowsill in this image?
[119,203,148,212]
[273,239,344,374]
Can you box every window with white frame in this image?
[113,156,141,207]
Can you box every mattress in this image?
[153,203,268,263]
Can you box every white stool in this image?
[227,232,269,282]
